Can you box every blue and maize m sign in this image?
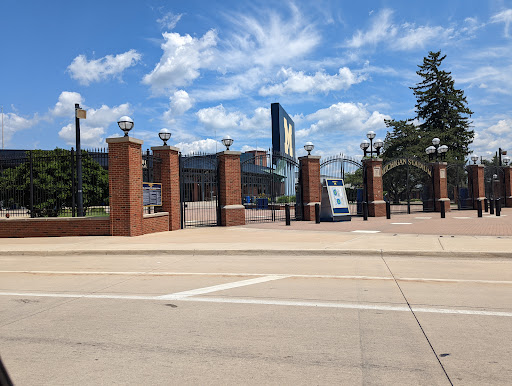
[271,103,295,159]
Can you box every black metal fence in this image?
[180,153,219,228]
[0,148,109,218]
[241,151,302,223]
[447,163,473,210]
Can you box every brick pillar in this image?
[106,137,144,236]
[504,166,512,207]
[432,162,450,212]
[299,155,321,221]
[218,151,245,226]
[363,158,386,217]
[152,145,181,230]
[467,164,485,209]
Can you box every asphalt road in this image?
[0,253,511,385]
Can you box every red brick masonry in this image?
[0,217,110,238]
[299,155,321,221]
[142,212,169,234]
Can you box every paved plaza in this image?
[1,208,511,385]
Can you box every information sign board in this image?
[320,179,351,221]
[143,182,162,207]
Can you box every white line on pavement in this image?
[157,275,289,299]
[1,291,511,317]
[391,223,413,225]
[0,271,510,284]
[351,230,381,233]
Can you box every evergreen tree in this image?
[411,50,474,161]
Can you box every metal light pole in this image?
[75,104,86,216]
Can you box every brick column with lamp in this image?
[362,158,386,217]
[467,164,486,209]
[299,154,321,221]
[431,162,450,212]
[151,144,181,231]
[106,136,144,236]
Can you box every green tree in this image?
[411,50,474,162]
[0,149,108,217]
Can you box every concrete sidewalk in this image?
[1,207,512,258]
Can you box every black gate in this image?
[484,165,507,207]
[382,157,434,214]
[241,151,302,222]
[447,163,473,210]
[320,155,363,216]
[180,153,219,228]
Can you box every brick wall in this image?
[363,158,386,217]
[299,155,321,221]
[142,213,169,234]
[107,137,144,236]
[0,217,110,238]
[218,151,245,226]
[432,162,450,212]
[152,146,181,230]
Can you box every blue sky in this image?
[1,0,511,159]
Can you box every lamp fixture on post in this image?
[503,156,511,166]
[158,128,171,146]
[222,135,233,151]
[117,116,134,137]
[426,137,448,161]
[360,131,382,158]
[304,142,314,155]
[470,154,479,165]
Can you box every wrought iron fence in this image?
[0,148,109,218]
[241,151,302,222]
[180,152,219,228]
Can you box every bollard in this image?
[484,198,488,212]
[490,199,495,215]
[315,203,320,223]
[477,199,482,217]
[496,198,501,217]
[440,200,446,218]
[386,201,391,219]
[285,204,291,225]
[363,201,368,221]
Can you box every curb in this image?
[1,249,511,259]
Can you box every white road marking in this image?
[2,291,512,317]
[351,230,381,233]
[0,271,510,284]
[453,217,471,219]
[415,217,432,219]
[391,223,413,225]
[157,275,289,299]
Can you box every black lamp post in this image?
[75,104,86,217]
[425,137,448,161]
[360,131,383,158]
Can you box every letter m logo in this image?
[283,117,293,157]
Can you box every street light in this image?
[360,140,370,157]
[304,142,314,155]
[222,135,233,151]
[470,154,479,164]
[360,131,383,158]
[426,138,448,161]
[503,156,511,166]
[117,116,134,137]
[158,128,171,146]
[374,139,384,156]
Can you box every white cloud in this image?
[392,24,454,50]
[164,90,194,120]
[346,8,397,48]
[487,119,512,135]
[0,112,39,146]
[52,91,83,117]
[297,102,391,140]
[259,67,365,96]
[220,4,320,70]
[196,105,243,131]
[174,138,220,154]
[55,92,131,147]
[196,105,270,140]
[491,9,512,37]
[143,30,217,93]
[67,50,141,85]
[458,64,512,95]
[157,12,183,30]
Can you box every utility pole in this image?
[1,106,3,150]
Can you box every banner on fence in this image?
[320,179,351,221]
[143,182,162,207]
